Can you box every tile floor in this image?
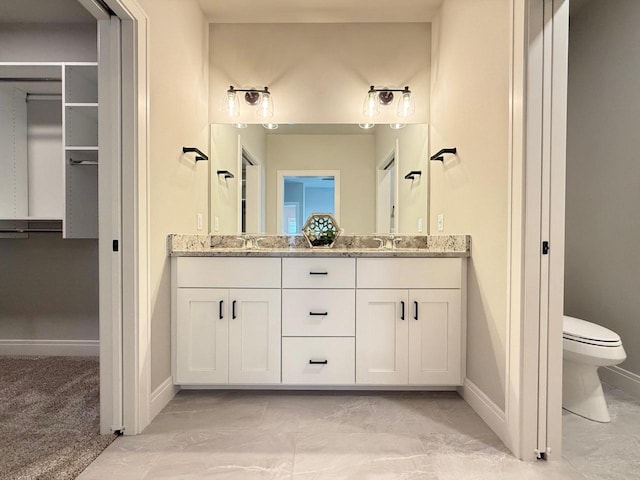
[562,383,640,480]
[78,390,592,479]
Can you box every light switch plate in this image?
[437,214,444,232]
[417,218,423,233]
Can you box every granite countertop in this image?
[167,234,471,258]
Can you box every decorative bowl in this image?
[301,213,341,248]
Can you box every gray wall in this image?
[0,235,98,340]
[565,0,640,377]
[0,23,98,344]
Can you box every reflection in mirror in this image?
[210,123,429,235]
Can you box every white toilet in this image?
[563,315,626,422]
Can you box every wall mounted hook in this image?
[217,170,234,179]
[430,147,457,162]
[404,170,422,180]
[182,146,209,161]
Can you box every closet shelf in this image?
[65,102,98,107]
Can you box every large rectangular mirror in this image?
[210,123,429,235]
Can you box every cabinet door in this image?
[175,288,228,384]
[356,289,409,385]
[228,289,281,384]
[408,290,462,385]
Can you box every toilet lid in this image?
[563,316,622,346]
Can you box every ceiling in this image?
[197,0,443,23]
[0,0,95,23]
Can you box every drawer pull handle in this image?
[309,311,328,316]
[219,300,224,320]
[414,301,419,321]
[401,301,405,320]
[232,300,237,319]
[309,360,328,365]
[309,271,328,275]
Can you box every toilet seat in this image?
[563,315,622,347]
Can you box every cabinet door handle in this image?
[219,300,224,320]
[309,311,328,316]
[232,300,237,319]
[414,301,419,321]
[309,359,328,365]
[309,271,328,275]
[401,301,405,320]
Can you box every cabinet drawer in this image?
[175,257,281,288]
[282,258,355,289]
[357,258,462,289]
[282,289,355,337]
[282,337,355,385]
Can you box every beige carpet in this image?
[0,356,117,480]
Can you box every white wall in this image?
[265,134,375,234]
[0,24,98,350]
[429,0,511,409]
[374,125,429,234]
[565,0,640,380]
[136,0,210,391]
[209,23,431,125]
[0,23,97,62]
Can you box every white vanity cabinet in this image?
[356,258,464,386]
[172,257,282,385]
[172,252,466,388]
[281,258,356,385]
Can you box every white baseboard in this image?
[0,339,99,356]
[150,376,179,420]
[601,365,640,399]
[458,378,509,447]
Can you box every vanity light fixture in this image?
[389,123,406,130]
[359,123,376,130]
[224,86,274,119]
[363,86,415,119]
[262,122,279,130]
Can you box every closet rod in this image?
[0,77,61,82]
[0,229,62,233]
[69,159,98,166]
[27,94,62,101]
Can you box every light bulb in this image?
[262,122,279,130]
[397,88,415,118]
[390,123,406,130]
[257,89,274,118]
[224,87,240,117]
[359,123,375,129]
[363,87,379,118]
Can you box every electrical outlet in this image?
[214,216,220,232]
[417,218,423,233]
[437,214,444,232]
[197,213,203,231]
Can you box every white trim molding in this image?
[150,376,180,420]
[601,366,640,400]
[0,339,99,357]
[458,379,508,446]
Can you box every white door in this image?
[376,169,392,233]
[228,289,281,384]
[356,289,408,385]
[408,289,462,385]
[244,164,262,233]
[176,288,229,384]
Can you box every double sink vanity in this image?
[169,234,470,389]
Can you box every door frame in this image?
[506,0,568,460]
[100,0,151,435]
